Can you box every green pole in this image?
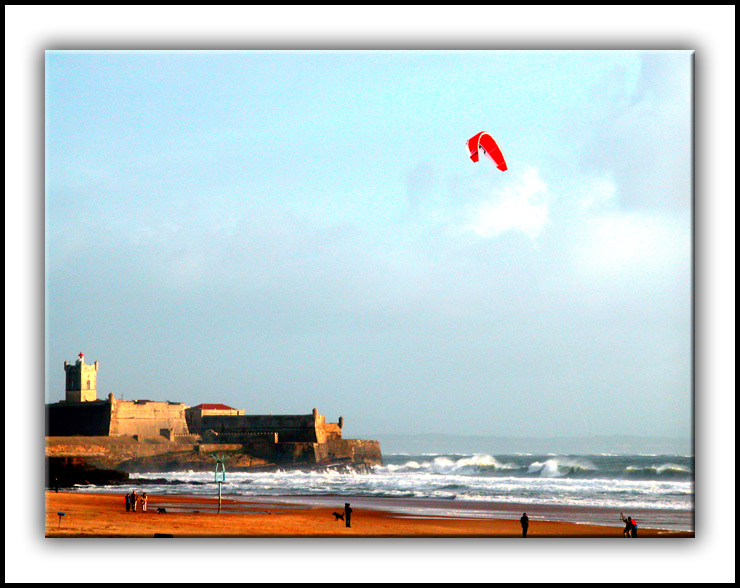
[214,456,226,514]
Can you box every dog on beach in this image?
[156,507,167,514]
[332,512,345,521]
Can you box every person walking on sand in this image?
[520,512,529,538]
[620,512,633,537]
[125,493,131,512]
[131,490,137,512]
[344,503,353,528]
[141,492,148,513]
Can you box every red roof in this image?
[191,403,238,411]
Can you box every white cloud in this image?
[466,166,553,239]
[571,210,690,287]
[575,173,618,212]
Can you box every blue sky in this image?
[45,50,693,439]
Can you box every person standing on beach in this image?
[620,513,633,537]
[344,503,353,528]
[520,513,529,537]
[125,493,131,512]
[141,492,148,513]
[131,490,137,512]
[629,516,637,538]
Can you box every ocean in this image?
[83,451,695,532]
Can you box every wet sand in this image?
[44,492,693,538]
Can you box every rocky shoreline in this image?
[46,455,374,489]
[46,457,130,488]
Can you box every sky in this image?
[45,49,694,440]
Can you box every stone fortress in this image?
[46,353,382,471]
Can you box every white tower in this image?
[64,352,99,402]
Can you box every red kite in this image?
[466,131,507,171]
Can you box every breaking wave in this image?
[374,454,522,476]
[527,458,598,478]
[625,463,693,478]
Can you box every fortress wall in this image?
[351,440,383,465]
[199,414,319,442]
[45,436,198,467]
[195,441,320,464]
[197,434,280,456]
[274,442,320,463]
[314,414,326,443]
[46,402,112,436]
[185,408,244,433]
[109,401,190,437]
[197,444,245,453]
[323,423,342,441]
[323,439,383,466]
[160,429,200,442]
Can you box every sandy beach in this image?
[44,492,693,538]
